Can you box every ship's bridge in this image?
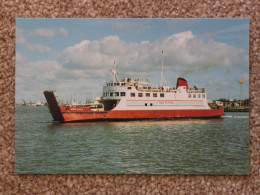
[102,82,128,100]
[101,81,128,110]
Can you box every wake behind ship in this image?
[44,62,224,123]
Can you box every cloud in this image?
[241,73,249,82]
[16,31,249,102]
[16,28,53,53]
[33,28,56,37]
[16,28,27,44]
[16,53,61,80]
[32,28,69,37]
[16,53,103,103]
[111,21,150,33]
[62,31,248,78]
[27,43,52,53]
[217,23,249,34]
[16,52,31,78]
[59,28,69,37]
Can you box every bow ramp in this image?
[43,90,64,122]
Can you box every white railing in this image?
[187,89,205,93]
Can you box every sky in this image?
[16,18,249,104]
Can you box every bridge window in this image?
[115,92,119,97]
[193,94,196,98]
[153,93,157,97]
[188,94,191,98]
[130,93,135,97]
[138,93,143,97]
[146,93,150,97]
[160,93,164,97]
[120,92,125,96]
[110,92,114,97]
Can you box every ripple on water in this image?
[15,107,249,174]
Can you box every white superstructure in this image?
[100,67,210,111]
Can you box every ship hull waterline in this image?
[59,107,224,123]
[44,90,224,123]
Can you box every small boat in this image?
[36,102,44,106]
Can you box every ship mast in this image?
[160,50,167,87]
[110,61,119,82]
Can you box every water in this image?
[15,106,249,174]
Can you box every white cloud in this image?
[16,28,52,53]
[16,28,27,44]
[62,31,248,77]
[111,21,150,33]
[31,28,69,37]
[27,43,51,53]
[33,28,56,37]
[15,53,103,103]
[16,52,32,78]
[16,31,249,102]
[59,28,69,37]
[241,73,249,82]
[16,53,61,80]
[217,23,249,34]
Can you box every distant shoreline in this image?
[224,108,249,112]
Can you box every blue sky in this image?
[16,18,249,104]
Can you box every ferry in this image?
[44,55,224,123]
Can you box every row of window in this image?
[107,83,126,86]
[103,92,206,98]
[104,92,126,97]
[188,94,205,98]
[130,92,165,98]
[127,86,151,90]
[103,92,165,98]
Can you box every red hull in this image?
[59,106,224,122]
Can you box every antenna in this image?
[160,50,167,86]
[239,78,243,106]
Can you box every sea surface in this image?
[15,106,249,174]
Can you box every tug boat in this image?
[44,70,224,123]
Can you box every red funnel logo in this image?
[176,78,188,89]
